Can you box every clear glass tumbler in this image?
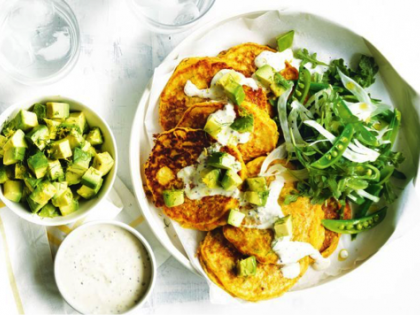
[0,0,81,85]
[127,0,215,33]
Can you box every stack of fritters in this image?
[144,43,347,301]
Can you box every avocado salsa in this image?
[0,102,114,218]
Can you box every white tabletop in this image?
[1,0,420,314]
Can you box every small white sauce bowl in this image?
[54,221,156,314]
[0,95,118,226]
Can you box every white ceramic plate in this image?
[129,10,420,280]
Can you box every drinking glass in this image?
[127,0,216,33]
[0,0,80,85]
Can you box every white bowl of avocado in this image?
[0,96,117,226]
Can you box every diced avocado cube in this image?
[162,189,184,207]
[217,72,242,87]
[221,169,243,191]
[27,197,45,213]
[59,199,79,216]
[255,65,276,86]
[86,127,103,146]
[24,176,42,192]
[81,167,102,189]
[72,147,91,168]
[223,81,245,105]
[230,115,254,133]
[56,122,82,139]
[0,135,7,157]
[274,215,293,239]
[47,160,64,181]
[32,103,47,123]
[48,138,72,159]
[3,147,26,165]
[244,191,269,206]
[29,181,57,205]
[65,129,85,149]
[270,82,286,97]
[207,152,238,170]
[88,146,97,157]
[46,102,70,120]
[27,151,49,179]
[276,30,294,52]
[52,182,68,199]
[66,171,82,186]
[246,177,268,192]
[38,203,60,218]
[14,163,27,179]
[0,165,8,184]
[21,186,30,203]
[52,187,73,208]
[237,256,257,277]
[65,112,88,134]
[227,209,245,227]
[25,125,50,150]
[200,168,221,189]
[13,110,38,131]
[4,129,27,149]
[203,115,223,138]
[92,152,114,176]
[3,180,23,202]
[44,118,61,140]
[77,178,103,199]
[2,120,16,137]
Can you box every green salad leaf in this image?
[294,48,328,69]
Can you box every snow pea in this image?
[322,206,387,234]
[291,68,311,103]
[355,123,380,147]
[311,124,354,169]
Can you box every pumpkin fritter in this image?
[217,43,276,77]
[198,229,309,301]
[223,157,325,265]
[176,101,279,162]
[159,57,270,130]
[144,128,247,231]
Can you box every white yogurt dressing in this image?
[254,49,328,76]
[272,237,331,279]
[207,103,251,146]
[56,224,152,314]
[184,69,259,100]
[177,144,242,200]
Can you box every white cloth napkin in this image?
[0,176,170,314]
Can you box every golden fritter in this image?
[144,128,247,231]
[218,43,276,77]
[223,182,325,265]
[176,101,279,162]
[245,156,349,258]
[159,57,270,130]
[198,229,309,301]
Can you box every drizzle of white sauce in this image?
[184,69,259,100]
[254,49,300,71]
[272,238,331,278]
[244,176,285,229]
[177,144,242,200]
[207,103,251,146]
[339,249,349,261]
